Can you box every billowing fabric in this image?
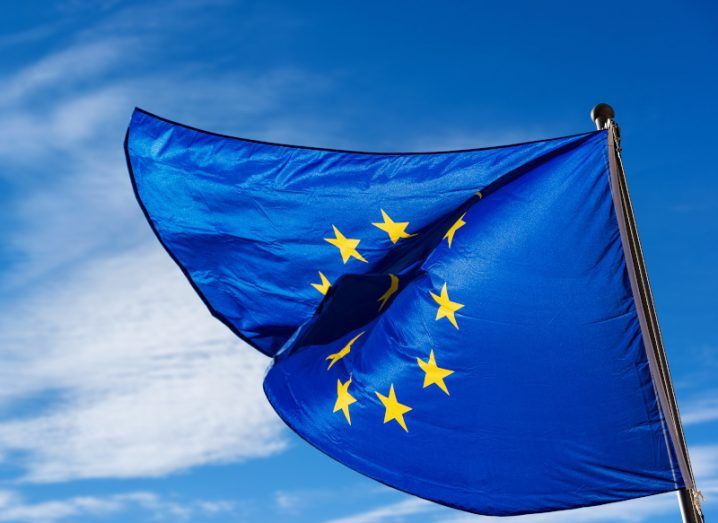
[126,108,683,516]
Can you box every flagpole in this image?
[591,104,704,523]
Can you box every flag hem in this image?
[131,107,601,157]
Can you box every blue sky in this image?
[0,1,716,522]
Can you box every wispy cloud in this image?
[323,498,435,523]
[0,245,286,481]
[0,489,235,523]
[690,445,718,480]
[683,394,718,426]
[275,490,305,513]
[273,484,394,517]
[440,494,682,523]
[0,37,135,105]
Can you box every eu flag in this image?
[126,109,684,516]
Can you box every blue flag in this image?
[126,109,684,516]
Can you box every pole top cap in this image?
[591,103,615,130]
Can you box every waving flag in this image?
[125,109,690,516]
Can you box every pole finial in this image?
[590,103,615,130]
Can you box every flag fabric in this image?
[125,108,683,516]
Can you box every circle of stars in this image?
[311,196,480,432]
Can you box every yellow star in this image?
[372,209,416,244]
[311,271,331,295]
[377,274,399,311]
[326,331,365,370]
[325,226,368,264]
[430,282,464,329]
[333,378,358,425]
[443,213,466,248]
[417,350,454,395]
[375,385,412,432]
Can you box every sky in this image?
[0,1,716,522]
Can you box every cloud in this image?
[439,494,683,523]
[322,498,435,523]
[273,484,394,517]
[275,490,306,513]
[691,445,718,480]
[0,489,235,523]
[0,38,135,105]
[682,392,718,426]
[0,244,286,482]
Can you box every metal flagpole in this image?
[591,104,704,523]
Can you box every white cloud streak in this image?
[0,489,235,523]
[440,494,682,523]
[0,245,286,482]
[690,445,718,481]
[0,38,135,105]
[683,393,718,426]
[322,498,435,523]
